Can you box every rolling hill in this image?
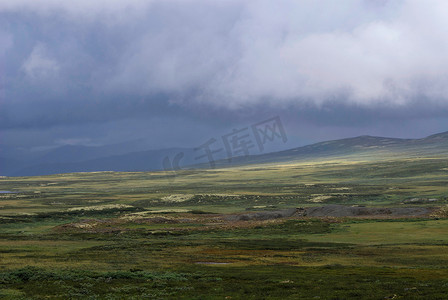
[2,131,448,176]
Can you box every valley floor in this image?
[1,156,448,299]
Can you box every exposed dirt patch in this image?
[67,204,133,212]
[224,208,300,221]
[308,195,333,203]
[224,205,436,221]
[54,205,439,235]
[303,205,435,218]
[430,205,448,218]
[160,194,194,203]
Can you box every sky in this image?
[2,0,448,154]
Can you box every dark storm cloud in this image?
[1,0,448,149]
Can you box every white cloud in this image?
[21,43,59,80]
[98,0,448,107]
[200,0,448,106]
[5,0,448,108]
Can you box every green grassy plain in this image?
[1,155,448,299]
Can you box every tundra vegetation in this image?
[1,154,448,299]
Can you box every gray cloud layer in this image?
[1,0,448,149]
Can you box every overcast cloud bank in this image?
[1,0,448,149]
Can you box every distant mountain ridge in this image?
[190,131,448,168]
[2,131,448,176]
